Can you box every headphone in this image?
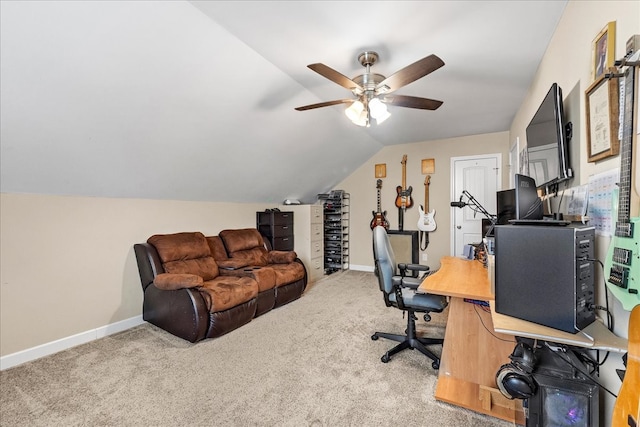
[496,342,538,400]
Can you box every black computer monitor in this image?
[496,189,516,225]
[515,174,543,220]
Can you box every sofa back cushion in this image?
[206,236,229,261]
[219,228,268,266]
[147,232,219,281]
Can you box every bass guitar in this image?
[612,304,639,427]
[604,64,640,311]
[417,175,436,232]
[370,179,390,230]
[395,154,414,209]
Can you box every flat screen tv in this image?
[526,83,572,189]
[515,174,543,220]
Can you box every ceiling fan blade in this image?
[295,99,354,111]
[383,95,443,110]
[376,54,445,93]
[307,63,363,92]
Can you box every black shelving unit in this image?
[318,190,349,274]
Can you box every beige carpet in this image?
[0,270,512,426]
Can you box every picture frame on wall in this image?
[585,72,619,163]
[591,21,616,81]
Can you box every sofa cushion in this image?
[199,276,259,312]
[270,262,306,287]
[148,232,219,280]
[219,229,269,266]
[233,247,268,266]
[154,273,203,291]
[219,228,264,253]
[162,258,219,281]
[149,232,210,260]
[206,236,229,261]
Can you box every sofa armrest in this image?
[134,242,165,292]
[266,250,297,264]
[143,285,208,342]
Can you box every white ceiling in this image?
[0,1,567,204]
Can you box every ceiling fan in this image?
[295,51,445,127]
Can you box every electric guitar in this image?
[612,304,639,427]
[417,175,436,232]
[370,179,390,230]
[395,154,414,209]
[604,65,640,311]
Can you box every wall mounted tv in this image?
[525,83,573,190]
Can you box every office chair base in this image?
[371,311,443,369]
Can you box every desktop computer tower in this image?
[525,345,599,427]
[494,225,596,333]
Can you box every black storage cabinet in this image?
[257,211,294,251]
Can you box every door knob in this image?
[457,226,462,229]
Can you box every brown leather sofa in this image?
[134,230,307,342]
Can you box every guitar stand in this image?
[398,207,405,231]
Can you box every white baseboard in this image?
[0,315,144,371]
[349,264,375,272]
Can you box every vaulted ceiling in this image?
[0,1,567,204]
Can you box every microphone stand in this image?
[460,190,498,238]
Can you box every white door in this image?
[450,154,501,256]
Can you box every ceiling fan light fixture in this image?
[345,100,364,122]
[374,109,391,125]
[296,51,444,125]
[369,97,389,119]
[353,109,369,127]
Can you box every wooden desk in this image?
[418,256,524,424]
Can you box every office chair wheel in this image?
[424,314,431,322]
[432,361,439,370]
[371,334,379,341]
[381,354,391,363]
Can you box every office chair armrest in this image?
[400,276,422,289]
[397,263,430,277]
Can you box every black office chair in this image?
[371,226,447,368]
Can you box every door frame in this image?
[449,153,502,256]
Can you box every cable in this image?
[472,303,515,343]
[578,256,614,366]
[546,343,618,398]
[556,181,568,213]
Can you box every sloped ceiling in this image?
[0,1,567,204]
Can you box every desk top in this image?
[418,256,493,301]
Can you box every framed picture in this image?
[591,21,616,81]
[585,73,619,162]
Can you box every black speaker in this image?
[496,342,538,400]
[494,225,596,333]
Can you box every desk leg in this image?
[434,297,524,424]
